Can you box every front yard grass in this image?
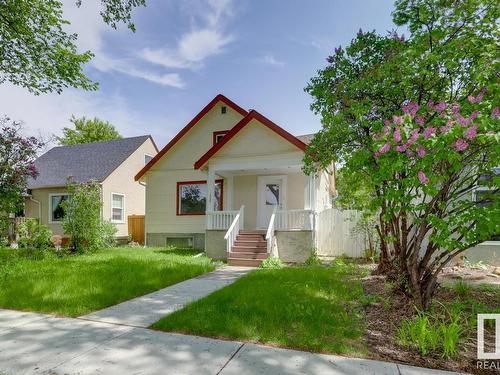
[0,247,214,317]
[152,262,368,355]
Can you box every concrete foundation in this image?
[205,230,227,259]
[275,230,314,263]
[146,232,205,249]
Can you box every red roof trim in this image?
[194,110,308,169]
[135,94,248,181]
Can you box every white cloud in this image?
[140,0,235,70]
[259,54,285,67]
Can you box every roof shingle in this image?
[28,136,151,189]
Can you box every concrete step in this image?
[232,246,267,253]
[234,240,267,248]
[239,230,266,235]
[228,258,265,267]
[227,252,268,259]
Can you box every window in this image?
[177,180,223,215]
[213,131,229,145]
[265,184,280,205]
[144,154,153,165]
[111,193,125,222]
[50,194,69,222]
[221,106,227,114]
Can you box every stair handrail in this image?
[224,205,245,254]
[265,205,278,254]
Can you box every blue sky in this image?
[0,0,398,148]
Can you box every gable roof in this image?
[28,135,155,189]
[194,110,308,169]
[135,94,248,181]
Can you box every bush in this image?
[17,220,52,250]
[260,256,284,269]
[99,220,117,248]
[62,179,104,252]
[303,248,322,266]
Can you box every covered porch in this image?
[202,154,317,265]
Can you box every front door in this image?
[257,176,286,229]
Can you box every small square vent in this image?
[221,106,227,114]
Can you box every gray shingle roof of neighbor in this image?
[28,135,152,189]
[296,133,315,145]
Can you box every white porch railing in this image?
[275,209,315,230]
[265,206,278,255]
[223,205,245,253]
[207,210,239,230]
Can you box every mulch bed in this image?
[362,274,500,374]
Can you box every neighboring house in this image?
[135,94,335,265]
[24,136,158,240]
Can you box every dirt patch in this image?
[362,274,500,374]
[440,265,500,286]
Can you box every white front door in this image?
[257,176,287,229]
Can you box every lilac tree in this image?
[371,94,499,308]
[0,117,44,231]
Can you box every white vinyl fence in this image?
[315,208,368,258]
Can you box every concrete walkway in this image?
[0,308,461,375]
[80,266,253,327]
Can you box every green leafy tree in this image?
[0,0,145,95]
[305,0,499,308]
[62,179,117,252]
[57,116,122,145]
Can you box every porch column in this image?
[304,173,316,210]
[206,166,215,229]
[226,174,233,210]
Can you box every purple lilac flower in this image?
[454,139,469,152]
[378,142,390,154]
[406,149,414,157]
[396,145,407,152]
[402,102,419,118]
[326,56,335,63]
[394,127,402,142]
[469,111,479,121]
[335,46,342,55]
[492,107,500,119]
[451,103,460,114]
[416,145,426,158]
[456,114,471,127]
[465,124,478,140]
[423,127,437,139]
[418,170,429,184]
[427,100,434,109]
[357,28,363,37]
[440,119,453,133]
[393,115,403,125]
[406,129,420,147]
[434,102,447,113]
[415,116,425,126]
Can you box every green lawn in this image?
[0,247,214,317]
[152,263,367,355]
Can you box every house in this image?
[135,94,335,265]
[24,136,158,241]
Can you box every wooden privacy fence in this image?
[315,209,367,258]
[128,215,145,244]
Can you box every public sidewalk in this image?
[0,308,462,375]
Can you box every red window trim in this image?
[212,130,229,146]
[176,179,224,216]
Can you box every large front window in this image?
[177,180,223,215]
[50,194,69,222]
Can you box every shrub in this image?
[99,220,117,248]
[304,248,322,266]
[17,220,52,250]
[260,256,284,269]
[62,179,104,252]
